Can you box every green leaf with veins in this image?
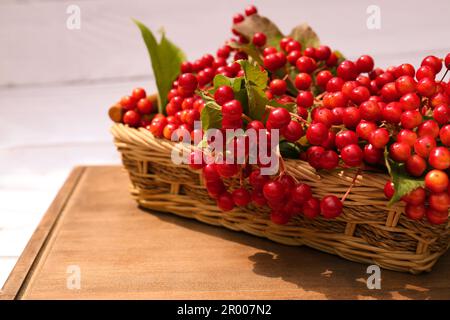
[233,14,284,49]
[289,23,320,48]
[200,100,222,131]
[384,151,425,206]
[133,19,186,113]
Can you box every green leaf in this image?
[289,23,320,48]
[385,154,425,206]
[279,141,301,159]
[233,14,284,49]
[200,100,222,131]
[133,19,186,113]
[238,60,269,120]
[213,74,244,92]
[267,99,297,114]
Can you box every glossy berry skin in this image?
[245,5,257,16]
[400,92,421,110]
[384,181,395,199]
[270,210,290,225]
[400,110,422,129]
[405,204,425,220]
[263,181,285,202]
[337,60,358,80]
[291,184,312,204]
[428,147,450,170]
[421,55,442,74]
[296,90,314,108]
[425,170,449,193]
[178,73,198,92]
[137,98,153,114]
[123,109,141,127]
[214,85,234,105]
[232,188,251,206]
[316,70,333,88]
[320,150,340,170]
[315,45,331,61]
[356,55,374,73]
[281,120,304,142]
[295,73,312,90]
[217,192,235,211]
[429,192,449,212]
[320,195,343,219]
[363,144,383,164]
[269,79,287,96]
[395,76,416,95]
[340,144,363,167]
[222,100,243,121]
[132,87,146,101]
[397,129,417,147]
[203,164,220,182]
[335,130,358,150]
[360,101,381,122]
[417,120,440,138]
[416,65,435,80]
[268,108,291,129]
[356,121,377,141]
[381,102,402,124]
[433,105,450,125]
[306,123,328,145]
[296,56,317,74]
[120,95,136,110]
[252,32,267,47]
[405,155,427,177]
[389,142,411,163]
[440,125,450,146]
[416,78,436,97]
[402,187,426,205]
[233,13,244,24]
[414,136,436,158]
[302,197,321,219]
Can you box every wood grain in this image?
[2,166,449,300]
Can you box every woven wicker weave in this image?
[111,123,449,274]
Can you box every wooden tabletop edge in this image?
[0,166,87,300]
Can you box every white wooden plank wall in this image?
[0,0,449,287]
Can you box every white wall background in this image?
[0,0,449,287]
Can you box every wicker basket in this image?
[111,122,449,274]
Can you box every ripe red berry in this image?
[263,181,285,202]
[356,55,374,73]
[433,105,450,125]
[245,5,257,16]
[440,125,450,146]
[320,195,343,219]
[296,56,317,73]
[222,100,243,121]
[414,136,436,158]
[306,123,328,145]
[326,77,345,92]
[233,13,244,24]
[132,87,146,101]
[402,187,426,205]
[381,102,402,123]
[337,60,358,80]
[123,110,141,127]
[137,98,153,114]
[426,208,448,225]
[389,142,411,162]
[203,164,220,182]
[120,95,136,110]
[417,120,440,138]
[268,108,291,129]
[178,73,198,92]
[397,129,417,147]
[405,204,425,220]
[335,130,358,150]
[349,86,370,104]
[315,45,331,61]
[356,121,377,141]
[302,197,321,219]
[281,120,304,142]
[400,110,423,129]
[270,210,290,225]
[269,79,287,96]
[285,41,302,53]
[425,170,449,193]
[429,192,449,212]
[296,90,314,108]
[316,70,333,88]
[252,32,267,47]
[384,181,395,199]
[340,144,363,167]
[360,100,381,122]
[217,192,235,211]
[428,147,450,170]
[294,73,312,90]
[400,92,421,110]
[214,85,234,106]
[342,107,361,128]
[326,52,338,67]
[421,55,442,74]
[369,128,390,149]
[416,65,435,81]
[232,188,251,206]
[395,76,416,95]
[291,184,312,204]
[320,150,340,170]
[363,144,383,164]
[416,77,436,97]
[405,155,427,177]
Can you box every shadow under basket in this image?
[111,123,449,274]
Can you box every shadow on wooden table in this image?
[148,209,449,300]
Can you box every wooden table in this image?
[1,166,449,300]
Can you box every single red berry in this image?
[416,65,435,81]
[414,135,436,158]
[303,47,316,59]
[402,187,426,205]
[217,192,235,211]
[380,82,400,102]
[360,100,381,122]
[252,32,267,47]
[381,102,402,123]
[440,125,450,146]
[395,63,415,77]
[417,120,440,138]
[316,70,333,88]
[416,77,437,97]
[203,164,220,182]
[405,155,427,177]
[320,150,340,170]
[269,79,287,96]
[281,120,304,142]
[342,107,361,128]
[222,100,243,121]
[291,184,312,204]
[326,77,345,92]
[320,195,343,219]
[389,142,411,162]
[326,52,338,67]
[349,86,370,104]
[400,110,423,129]
[137,98,154,114]
[356,55,374,73]
[397,129,417,147]
[421,55,442,74]
[429,192,449,212]
[302,197,321,219]
[294,73,312,90]
[120,95,136,110]
[428,147,450,170]
[337,60,358,80]
[232,188,251,206]
[233,13,244,24]
[285,40,302,53]
[395,76,416,95]
[132,87,146,101]
[306,123,328,145]
[123,110,141,127]
[425,170,449,193]
[363,144,383,164]
[369,128,390,149]
[270,210,290,225]
[426,208,448,225]
[268,108,291,129]
[384,181,395,199]
[315,45,331,60]
[340,144,364,167]
[335,130,358,150]
[296,90,314,108]
[356,121,377,141]
[178,73,198,92]
[263,181,285,202]
[445,53,450,69]
[433,105,450,125]
[405,204,426,220]
[296,56,317,73]
[245,5,257,16]
[214,85,234,106]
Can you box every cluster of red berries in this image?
[112,6,449,225]
[119,88,155,127]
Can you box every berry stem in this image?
[439,68,449,83]
[341,168,361,202]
